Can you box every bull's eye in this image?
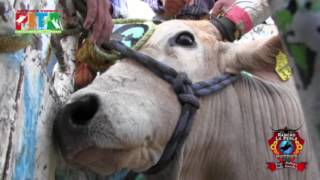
[171,31,196,47]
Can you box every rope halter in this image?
[105,40,241,174]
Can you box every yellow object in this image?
[293,140,303,155]
[0,35,33,52]
[275,51,292,81]
[76,19,156,71]
[76,40,118,71]
[270,140,279,155]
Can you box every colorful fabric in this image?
[224,0,270,35]
[224,5,253,35]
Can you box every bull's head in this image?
[53,20,284,175]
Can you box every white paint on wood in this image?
[0,51,24,179]
[53,36,77,103]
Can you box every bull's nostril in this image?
[69,95,99,126]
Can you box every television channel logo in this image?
[15,10,62,34]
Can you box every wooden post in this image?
[0,0,118,178]
[0,0,60,179]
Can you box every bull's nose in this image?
[68,94,99,126]
[53,94,99,158]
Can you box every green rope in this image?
[76,19,156,70]
[240,71,253,78]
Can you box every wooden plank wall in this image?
[0,0,82,179]
[0,0,60,179]
[0,0,115,179]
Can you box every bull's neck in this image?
[178,77,307,180]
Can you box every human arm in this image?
[211,0,271,40]
[82,0,113,44]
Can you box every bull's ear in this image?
[223,35,284,75]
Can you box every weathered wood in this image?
[0,0,60,179]
[0,51,24,179]
[0,0,27,179]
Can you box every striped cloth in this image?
[111,0,128,18]
[144,0,215,19]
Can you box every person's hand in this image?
[211,0,235,16]
[83,0,113,44]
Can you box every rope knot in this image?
[178,93,200,109]
[171,72,199,109]
[172,72,192,93]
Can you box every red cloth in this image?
[224,5,253,34]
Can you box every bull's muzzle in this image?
[53,94,99,160]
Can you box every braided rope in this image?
[192,74,240,96]
[107,40,240,174]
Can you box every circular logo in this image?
[279,140,294,155]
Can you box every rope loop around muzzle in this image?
[104,40,239,175]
